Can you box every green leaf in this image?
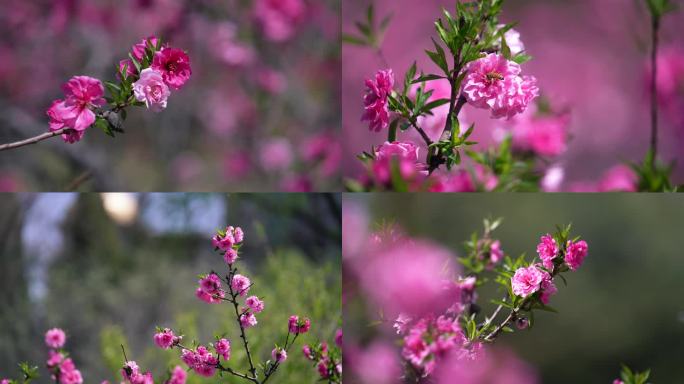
[342,34,368,46]
[411,74,446,84]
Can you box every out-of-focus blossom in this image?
[256,69,287,94]
[434,348,539,384]
[260,138,293,172]
[371,141,423,184]
[253,0,305,42]
[497,24,526,55]
[598,165,637,192]
[349,342,401,384]
[541,165,565,192]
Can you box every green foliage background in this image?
[0,193,341,383]
[346,193,684,383]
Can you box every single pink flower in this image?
[362,69,394,132]
[133,68,170,112]
[245,296,265,313]
[60,369,83,384]
[231,274,251,296]
[565,240,588,271]
[47,350,65,368]
[151,48,191,90]
[199,273,222,295]
[288,315,311,334]
[462,53,538,119]
[272,347,287,363]
[153,328,177,349]
[195,287,224,304]
[45,328,66,349]
[511,265,544,298]
[47,100,85,143]
[317,359,330,378]
[224,248,239,265]
[61,76,105,131]
[215,338,231,360]
[240,312,258,328]
[536,234,559,271]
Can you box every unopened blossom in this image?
[153,328,178,349]
[462,53,538,119]
[224,248,239,265]
[133,68,170,112]
[272,347,287,363]
[240,312,258,328]
[317,359,330,378]
[118,59,137,79]
[45,328,66,349]
[565,240,588,270]
[362,69,394,132]
[253,0,305,42]
[335,329,342,347]
[131,36,159,62]
[215,338,231,360]
[199,273,222,295]
[489,240,504,265]
[303,345,315,360]
[245,296,265,313]
[151,48,192,90]
[231,274,251,296]
[511,265,545,298]
[536,234,559,271]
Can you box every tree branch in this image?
[0,129,69,151]
[227,268,258,381]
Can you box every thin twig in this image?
[0,129,69,151]
[227,268,258,380]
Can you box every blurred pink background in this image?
[343,0,684,187]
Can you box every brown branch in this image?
[226,268,258,381]
[0,128,69,151]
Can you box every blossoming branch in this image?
[0,225,314,384]
[0,36,191,151]
[346,0,683,192]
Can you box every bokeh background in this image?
[345,193,684,383]
[0,0,341,192]
[343,0,684,187]
[0,193,341,383]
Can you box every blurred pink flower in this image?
[256,69,287,94]
[511,112,569,157]
[349,342,401,384]
[152,47,192,90]
[301,133,341,176]
[260,138,293,171]
[45,328,66,349]
[272,347,287,363]
[434,347,539,384]
[429,165,498,192]
[222,152,252,180]
[133,68,170,112]
[541,165,565,192]
[281,175,313,192]
[362,69,394,132]
[168,366,187,384]
[355,238,459,317]
[598,165,637,192]
[253,0,305,42]
[498,25,526,55]
[213,23,255,66]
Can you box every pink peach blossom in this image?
[245,296,265,313]
[231,274,251,296]
[45,328,66,349]
[536,234,559,271]
[511,265,544,298]
[133,68,170,112]
[253,0,305,42]
[240,312,258,328]
[151,48,192,90]
[272,347,287,363]
[565,240,588,270]
[215,338,231,360]
[362,69,394,132]
[598,165,637,192]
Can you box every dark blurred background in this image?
[0,193,341,383]
[0,0,341,192]
[345,193,684,383]
[343,0,684,187]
